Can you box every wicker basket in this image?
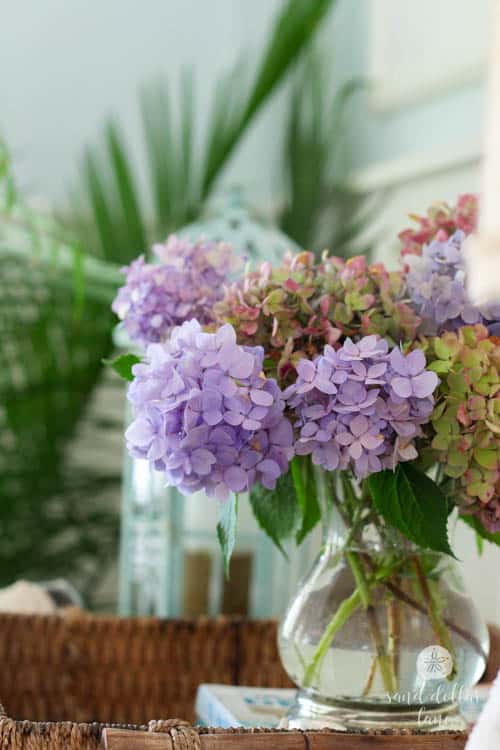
[0,614,497,750]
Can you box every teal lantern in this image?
[118,198,319,617]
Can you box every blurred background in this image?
[0,0,498,622]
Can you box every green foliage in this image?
[278,50,373,255]
[368,464,454,556]
[217,494,239,578]
[71,0,337,263]
[290,456,321,543]
[249,472,302,555]
[0,145,120,604]
[104,353,142,382]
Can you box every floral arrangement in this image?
[113,201,500,546]
[111,197,499,696]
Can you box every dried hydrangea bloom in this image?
[428,324,500,532]
[284,335,438,480]
[125,320,294,500]
[214,251,420,386]
[399,194,478,258]
[112,235,234,347]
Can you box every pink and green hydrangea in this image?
[427,324,500,532]
[214,251,420,386]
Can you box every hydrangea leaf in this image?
[103,353,141,381]
[249,473,301,555]
[369,464,454,556]
[216,494,239,578]
[290,457,321,545]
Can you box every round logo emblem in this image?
[416,645,454,680]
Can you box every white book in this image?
[195,684,296,728]
[195,684,492,730]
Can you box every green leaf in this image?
[201,0,336,196]
[249,472,301,554]
[217,494,239,578]
[105,121,147,256]
[368,464,454,556]
[103,353,141,381]
[290,456,321,544]
[461,513,500,548]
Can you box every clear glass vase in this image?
[278,468,490,732]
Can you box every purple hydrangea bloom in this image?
[284,335,438,479]
[406,230,500,335]
[125,319,294,500]
[112,235,234,347]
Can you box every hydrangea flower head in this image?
[284,335,438,479]
[214,251,420,385]
[405,230,500,336]
[125,320,294,499]
[428,324,500,532]
[112,235,234,347]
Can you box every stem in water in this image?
[345,551,397,694]
[302,588,362,688]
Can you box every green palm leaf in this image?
[71,0,336,263]
[279,49,372,256]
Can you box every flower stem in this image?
[386,588,401,691]
[302,588,362,688]
[362,656,378,696]
[345,551,397,694]
[360,552,488,663]
[412,557,457,680]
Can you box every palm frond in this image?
[279,49,371,257]
[0,147,120,606]
[201,0,335,196]
[69,0,336,263]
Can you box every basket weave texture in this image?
[0,614,290,724]
[0,614,497,750]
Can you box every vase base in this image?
[283,690,468,733]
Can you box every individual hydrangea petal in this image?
[224,466,248,492]
[271,419,294,445]
[191,448,216,475]
[350,415,368,437]
[297,359,316,382]
[391,377,412,398]
[389,348,408,376]
[412,371,439,398]
[125,418,156,446]
[250,389,274,406]
[228,351,255,379]
[257,459,282,480]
